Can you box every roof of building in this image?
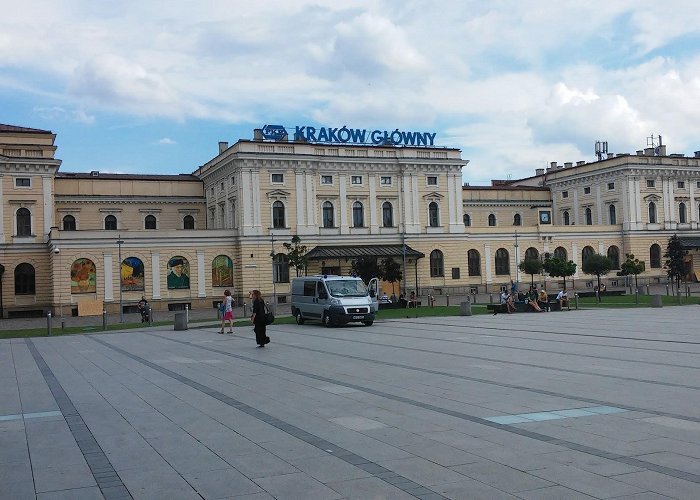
[0,124,53,134]
[306,244,425,260]
[56,172,201,181]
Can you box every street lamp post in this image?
[117,235,124,323]
[514,230,520,286]
[401,232,407,297]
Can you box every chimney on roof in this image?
[564,162,573,168]
[636,150,644,155]
[550,161,557,168]
[90,170,99,177]
[695,151,700,158]
[253,129,263,140]
[218,142,228,154]
[658,145,667,156]
[607,153,614,159]
[644,148,655,156]
[535,168,545,176]
[577,161,585,166]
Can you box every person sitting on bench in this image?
[556,289,569,308]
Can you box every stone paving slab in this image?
[3,307,700,498]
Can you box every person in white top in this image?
[220,289,234,334]
[556,290,569,309]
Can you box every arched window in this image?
[679,202,687,223]
[650,244,662,268]
[428,202,439,227]
[322,201,334,228]
[609,205,616,225]
[463,213,471,227]
[16,208,31,237]
[352,201,364,228]
[488,214,496,227]
[585,207,593,225]
[183,215,195,229]
[273,253,290,283]
[144,215,157,230]
[554,246,568,261]
[649,202,657,223]
[563,211,570,226]
[212,255,233,287]
[513,214,522,226]
[104,215,117,230]
[382,201,393,227]
[62,215,76,231]
[582,246,595,264]
[429,250,444,277]
[525,247,539,261]
[121,257,145,291]
[14,263,35,295]
[495,248,509,275]
[272,201,285,229]
[607,245,620,269]
[467,249,481,276]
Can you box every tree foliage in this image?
[543,257,577,290]
[380,257,402,294]
[619,253,645,290]
[664,234,687,289]
[282,235,308,277]
[351,257,381,284]
[518,258,543,286]
[581,253,613,301]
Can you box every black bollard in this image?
[47,312,52,336]
[102,309,107,331]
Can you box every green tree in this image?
[351,256,381,284]
[664,234,687,294]
[282,235,309,277]
[619,253,645,291]
[543,257,577,291]
[518,258,543,286]
[379,257,402,295]
[581,253,613,302]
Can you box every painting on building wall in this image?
[167,256,190,289]
[212,255,233,287]
[121,257,145,291]
[70,258,96,294]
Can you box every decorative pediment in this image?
[643,194,661,202]
[422,191,444,200]
[266,189,291,200]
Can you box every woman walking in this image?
[250,289,270,347]
[219,289,234,334]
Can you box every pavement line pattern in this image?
[0,410,62,422]
[485,406,627,425]
[25,339,133,500]
[149,332,700,486]
[89,336,449,500]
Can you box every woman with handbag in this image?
[250,289,270,347]
[219,289,234,334]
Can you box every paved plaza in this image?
[3,307,700,499]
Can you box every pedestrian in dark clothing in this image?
[250,289,270,348]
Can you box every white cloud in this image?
[158,137,176,145]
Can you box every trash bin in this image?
[650,294,663,308]
[460,300,472,316]
[174,311,188,330]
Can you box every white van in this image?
[291,275,378,327]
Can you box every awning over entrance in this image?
[305,244,425,260]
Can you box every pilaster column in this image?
[151,252,161,299]
[104,253,114,301]
[197,250,206,297]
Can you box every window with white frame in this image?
[380,176,391,185]
[584,186,591,194]
[427,176,438,186]
[647,179,655,188]
[271,173,284,183]
[351,175,362,185]
[678,181,685,189]
[15,178,30,188]
[562,191,568,199]
[607,182,615,190]
[321,175,333,185]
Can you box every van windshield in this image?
[326,279,368,298]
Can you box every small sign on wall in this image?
[78,299,103,317]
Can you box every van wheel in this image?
[323,312,333,328]
[363,320,373,326]
[295,311,305,325]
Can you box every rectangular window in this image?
[427,176,438,185]
[380,176,392,185]
[351,175,362,185]
[697,181,700,189]
[15,178,30,187]
[231,176,236,185]
[321,175,333,185]
[271,173,284,183]
[210,187,214,195]
[607,182,615,190]
[220,182,224,190]
[584,186,591,194]
[647,179,655,188]
[678,181,685,189]
[562,191,568,199]
[451,267,460,279]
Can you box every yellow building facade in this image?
[0,124,694,317]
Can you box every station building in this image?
[0,123,697,317]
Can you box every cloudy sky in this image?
[2,0,700,184]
